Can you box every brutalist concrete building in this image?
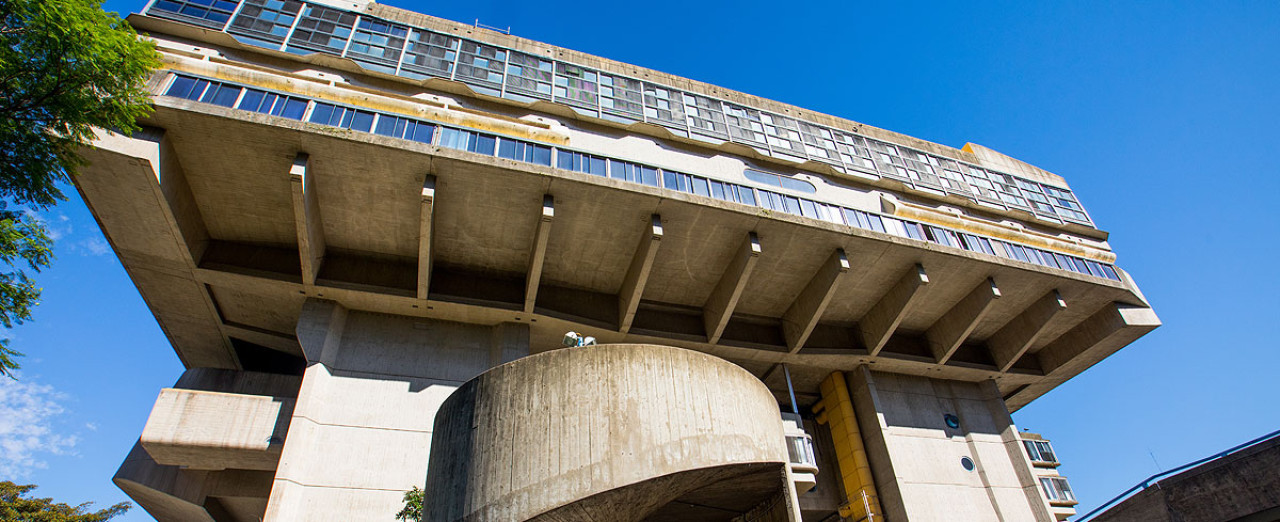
[81,1,1159,520]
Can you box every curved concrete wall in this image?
[424,344,789,522]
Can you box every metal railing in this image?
[1075,429,1280,521]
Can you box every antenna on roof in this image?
[474,18,511,35]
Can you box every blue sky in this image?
[5,0,1277,519]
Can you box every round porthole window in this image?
[961,456,976,472]
[944,414,960,429]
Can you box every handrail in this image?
[1075,429,1280,521]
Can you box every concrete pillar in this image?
[264,300,530,522]
[845,368,1054,522]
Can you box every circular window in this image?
[961,456,976,472]
[944,414,960,429]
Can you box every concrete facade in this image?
[81,1,1161,520]
[847,369,1055,521]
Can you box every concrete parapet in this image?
[424,343,795,522]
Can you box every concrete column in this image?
[264,301,530,522]
[845,368,1054,522]
[417,174,436,299]
[524,194,555,312]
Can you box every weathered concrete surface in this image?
[263,300,530,522]
[424,344,795,522]
[118,369,299,521]
[114,441,274,522]
[847,368,1054,522]
[1091,435,1280,522]
[141,388,293,471]
[78,98,1156,414]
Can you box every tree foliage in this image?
[0,0,158,377]
[396,486,423,521]
[0,481,130,521]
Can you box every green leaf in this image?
[0,0,158,376]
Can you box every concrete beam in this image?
[524,195,555,313]
[861,263,930,357]
[1037,303,1160,375]
[417,175,436,300]
[1005,303,1160,411]
[618,214,663,333]
[295,298,347,366]
[221,322,303,357]
[703,231,761,344]
[782,248,850,353]
[926,278,1001,364]
[988,290,1067,372]
[289,153,325,287]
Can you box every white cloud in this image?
[81,237,110,256]
[0,374,77,478]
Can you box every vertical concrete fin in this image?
[617,214,663,333]
[860,263,930,356]
[524,194,555,313]
[814,371,884,522]
[289,153,324,287]
[417,174,436,300]
[146,127,212,266]
[703,231,761,344]
[988,289,1067,372]
[926,277,1001,364]
[782,248,850,353]
[294,298,347,366]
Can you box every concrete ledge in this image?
[141,388,294,471]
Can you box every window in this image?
[497,138,552,166]
[786,434,817,470]
[439,128,497,156]
[455,41,506,93]
[308,102,375,132]
[505,51,553,100]
[200,82,243,107]
[287,4,357,54]
[372,114,435,144]
[400,30,458,79]
[599,74,644,122]
[236,89,307,119]
[228,0,302,45]
[743,168,816,194]
[684,93,728,139]
[553,63,599,111]
[149,0,240,28]
[167,75,307,120]
[1023,440,1058,464]
[642,85,688,131]
[165,76,211,100]
[1040,477,1076,504]
[556,150,607,176]
[346,18,408,70]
